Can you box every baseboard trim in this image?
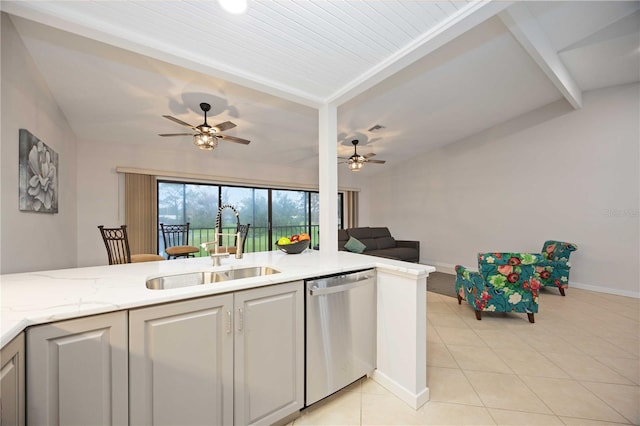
[371,370,429,410]
[570,281,640,299]
[422,260,640,299]
[423,260,457,275]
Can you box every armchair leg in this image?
[559,288,565,296]
[527,313,535,323]
[457,295,462,305]
[475,311,482,321]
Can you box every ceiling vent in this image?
[368,124,385,132]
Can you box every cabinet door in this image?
[234,281,304,426]
[26,311,128,426]
[1,333,25,426]
[129,294,234,426]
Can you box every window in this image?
[272,189,310,242]
[221,186,268,252]
[157,181,343,255]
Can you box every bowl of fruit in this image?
[275,233,311,254]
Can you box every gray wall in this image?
[1,14,78,274]
[360,83,639,297]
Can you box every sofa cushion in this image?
[344,236,366,253]
[370,227,392,238]
[359,239,378,251]
[347,227,372,240]
[376,236,396,250]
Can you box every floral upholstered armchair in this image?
[537,240,578,296]
[455,253,546,323]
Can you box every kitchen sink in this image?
[146,266,281,290]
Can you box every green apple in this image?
[277,237,291,245]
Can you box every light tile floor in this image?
[291,287,640,425]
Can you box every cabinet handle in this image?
[237,308,243,332]
[226,310,232,334]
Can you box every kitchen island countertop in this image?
[1,249,434,348]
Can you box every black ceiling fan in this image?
[338,140,386,171]
[159,102,250,150]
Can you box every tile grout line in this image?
[573,379,637,425]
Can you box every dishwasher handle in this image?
[308,276,374,296]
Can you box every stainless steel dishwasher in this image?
[305,269,376,406]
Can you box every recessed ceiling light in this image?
[218,0,248,14]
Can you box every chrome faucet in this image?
[200,204,246,266]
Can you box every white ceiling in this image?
[2,1,639,176]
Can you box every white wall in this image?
[1,14,78,274]
[360,84,640,297]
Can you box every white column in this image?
[318,104,338,252]
[373,268,429,409]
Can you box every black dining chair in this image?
[98,225,165,264]
[160,223,200,259]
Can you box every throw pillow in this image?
[344,236,366,254]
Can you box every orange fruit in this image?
[299,233,310,241]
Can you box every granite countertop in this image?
[0,250,434,347]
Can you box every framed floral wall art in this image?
[19,129,58,213]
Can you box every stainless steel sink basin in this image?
[146,266,280,290]
[228,266,280,280]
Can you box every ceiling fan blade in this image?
[363,152,377,159]
[366,159,386,164]
[213,121,237,132]
[337,156,351,160]
[159,133,194,137]
[163,115,196,129]
[218,134,250,145]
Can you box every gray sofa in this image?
[338,227,420,263]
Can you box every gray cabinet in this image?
[26,311,128,426]
[128,281,303,426]
[1,333,25,426]
[234,281,304,426]
[129,294,234,426]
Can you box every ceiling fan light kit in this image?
[194,133,218,150]
[349,160,363,172]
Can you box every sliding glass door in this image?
[157,182,219,254]
[220,186,268,252]
[157,181,342,255]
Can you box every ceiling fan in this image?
[159,102,250,151]
[339,140,386,172]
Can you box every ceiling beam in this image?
[499,3,583,109]
[326,1,514,106]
